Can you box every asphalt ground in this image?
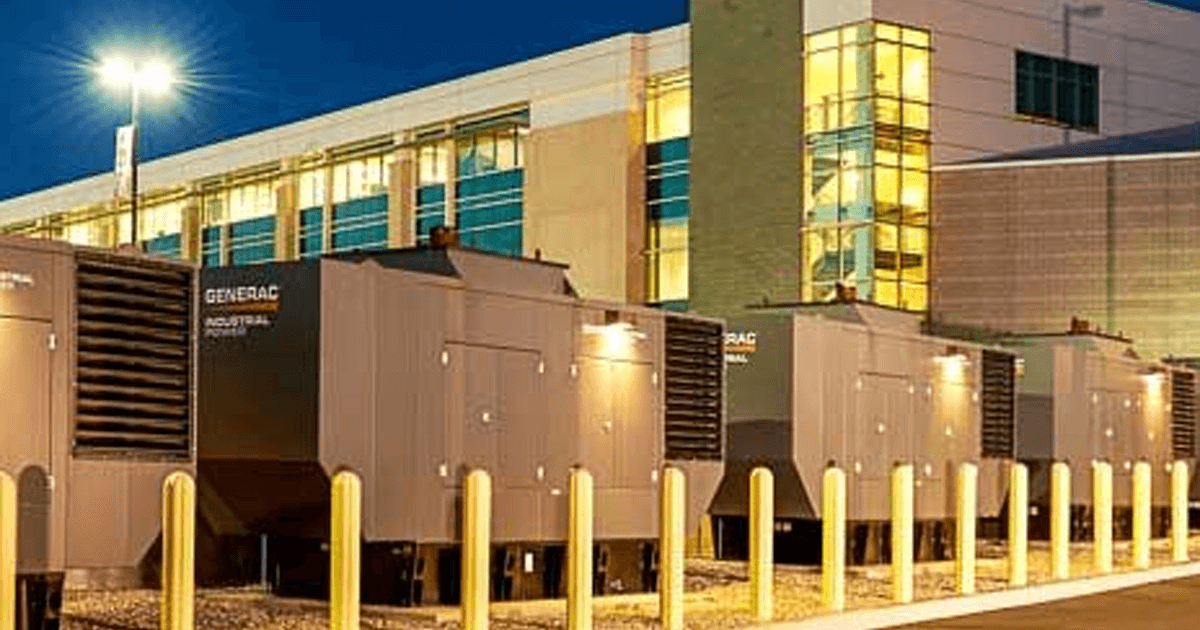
[890,574,1200,630]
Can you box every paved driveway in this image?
[892,575,1200,629]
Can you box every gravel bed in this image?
[63,535,1200,630]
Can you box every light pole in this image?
[100,59,172,248]
[1063,3,1103,143]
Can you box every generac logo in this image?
[204,285,279,305]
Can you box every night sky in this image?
[0,0,1197,201]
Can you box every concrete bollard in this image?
[1050,461,1070,581]
[1172,461,1190,563]
[161,471,196,630]
[891,463,914,604]
[1,472,15,630]
[749,467,774,622]
[660,467,685,630]
[331,471,362,630]
[1132,461,1151,570]
[1008,462,1028,587]
[1093,461,1113,574]
[821,467,846,612]
[956,462,977,595]
[568,468,593,630]
[463,470,492,630]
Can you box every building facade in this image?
[3,0,1200,317]
[932,123,1200,359]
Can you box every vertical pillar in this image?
[892,463,914,604]
[1093,461,1113,574]
[957,462,977,595]
[275,158,299,261]
[821,467,846,612]
[331,471,362,630]
[161,471,196,630]
[390,139,417,248]
[1008,462,1028,587]
[0,472,15,630]
[568,468,594,630]
[442,137,458,229]
[463,470,491,630]
[660,467,685,630]
[323,155,335,253]
[1132,461,1151,570]
[749,467,774,622]
[1050,462,1070,581]
[1172,461,1189,563]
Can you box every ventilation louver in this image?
[74,251,194,458]
[1171,370,1196,460]
[663,316,723,461]
[981,350,1016,458]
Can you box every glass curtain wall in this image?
[140,199,185,258]
[298,168,326,258]
[645,71,691,310]
[416,143,447,246]
[455,126,524,256]
[331,153,392,253]
[802,21,931,311]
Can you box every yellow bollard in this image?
[1132,461,1151,570]
[1172,461,1190,563]
[1008,463,1028,587]
[821,467,846,612]
[1092,461,1113,574]
[1,472,15,630]
[891,463,914,604]
[331,471,362,630]
[660,467,685,630]
[749,467,773,622]
[568,468,593,630]
[161,471,196,630]
[1050,461,1070,580]
[956,462,977,595]
[463,470,492,630]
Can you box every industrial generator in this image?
[0,235,198,630]
[1008,323,1198,540]
[195,244,724,605]
[710,301,1018,564]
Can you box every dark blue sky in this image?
[1,0,1198,201]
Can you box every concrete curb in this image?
[760,561,1200,630]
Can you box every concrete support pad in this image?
[761,561,1200,630]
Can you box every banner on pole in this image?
[114,125,134,198]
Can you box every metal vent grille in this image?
[74,252,194,458]
[663,316,722,461]
[981,350,1016,458]
[1171,370,1196,459]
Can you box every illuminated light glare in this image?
[100,58,133,85]
[137,62,173,93]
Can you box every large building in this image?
[3,0,1200,320]
[933,122,1200,358]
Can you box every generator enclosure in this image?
[710,302,1017,565]
[1011,330,1198,540]
[0,235,198,630]
[197,247,724,606]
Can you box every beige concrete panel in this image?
[524,113,641,303]
[275,172,298,261]
[392,148,415,248]
[933,71,1016,122]
[647,26,688,76]
[930,33,1020,84]
[806,0,872,32]
[931,107,1061,165]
